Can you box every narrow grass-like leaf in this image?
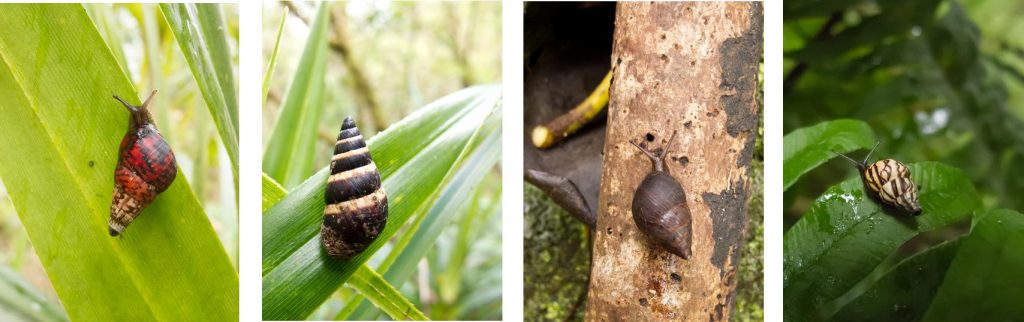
[160,3,239,189]
[349,111,501,320]
[0,266,69,322]
[923,209,1024,321]
[263,7,287,106]
[346,265,429,321]
[783,162,979,321]
[0,4,237,320]
[831,239,962,321]
[783,119,875,190]
[262,173,288,213]
[262,3,329,188]
[262,86,501,320]
[261,173,427,320]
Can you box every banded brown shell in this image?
[834,142,922,215]
[629,131,693,259]
[322,116,388,260]
[109,91,177,236]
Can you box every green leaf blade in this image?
[923,209,1024,321]
[0,4,237,321]
[783,162,980,320]
[261,3,330,188]
[783,119,876,190]
[262,85,501,320]
[160,3,239,190]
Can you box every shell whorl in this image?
[108,91,177,237]
[322,116,388,260]
[863,159,921,215]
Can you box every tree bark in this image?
[585,2,762,321]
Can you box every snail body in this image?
[109,91,177,236]
[630,132,692,259]
[322,116,388,260]
[834,142,922,215]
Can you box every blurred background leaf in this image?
[160,3,240,192]
[0,3,238,320]
[262,2,501,320]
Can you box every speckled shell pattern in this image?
[322,116,388,261]
[862,159,921,215]
[109,92,177,236]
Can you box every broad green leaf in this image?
[831,239,962,321]
[924,209,1024,321]
[262,2,330,188]
[783,162,979,321]
[263,7,287,106]
[261,173,427,320]
[0,4,237,321]
[348,111,502,320]
[262,85,501,320]
[160,3,239,190]
[783,119,875,190]
[0,266,69,322]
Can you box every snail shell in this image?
[322,116,388,260]
[629,132,692,259]
[108,91,177,236]
[835,143,922,215]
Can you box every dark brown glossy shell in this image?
[629,134,692,259]
[322,116,388,260]
[632,172,692,259]
[108,91,177,237]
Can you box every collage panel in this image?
[0,3,240,321]
[524,2,764,321]
[783,0,1024,320]
[259,1,502,320]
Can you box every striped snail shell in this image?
[322,116,388,260]
[629,131,692,259]
[108,91,177,236]
[834,142,922,216]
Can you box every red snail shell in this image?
[322,116,388,260]
[108,91,177,236]
[630,131,692,259]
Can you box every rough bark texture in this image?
[585,2,762,321]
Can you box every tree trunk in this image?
[585,2,762,321]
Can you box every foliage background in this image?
[0,3,239,316]
[784,0,1024,320]
[262,1,502,320]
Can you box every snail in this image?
[322,116,388,260]
[833,142,922,215]
[108,91,177,236]
[629,131,692,259]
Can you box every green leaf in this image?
[261,173,428,320]
[783,119,876,190]
[262,173,287,213]
[924,209,1024,321]
[262,85,501,320]
[160,3,239,191]
[0,4,237,321]
[831,238,962,321]
[783,162,980,321]
[346,110,502,320]
[262,2,330,188]
[262,7,287,106]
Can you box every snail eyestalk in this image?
[531,70,612,149]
